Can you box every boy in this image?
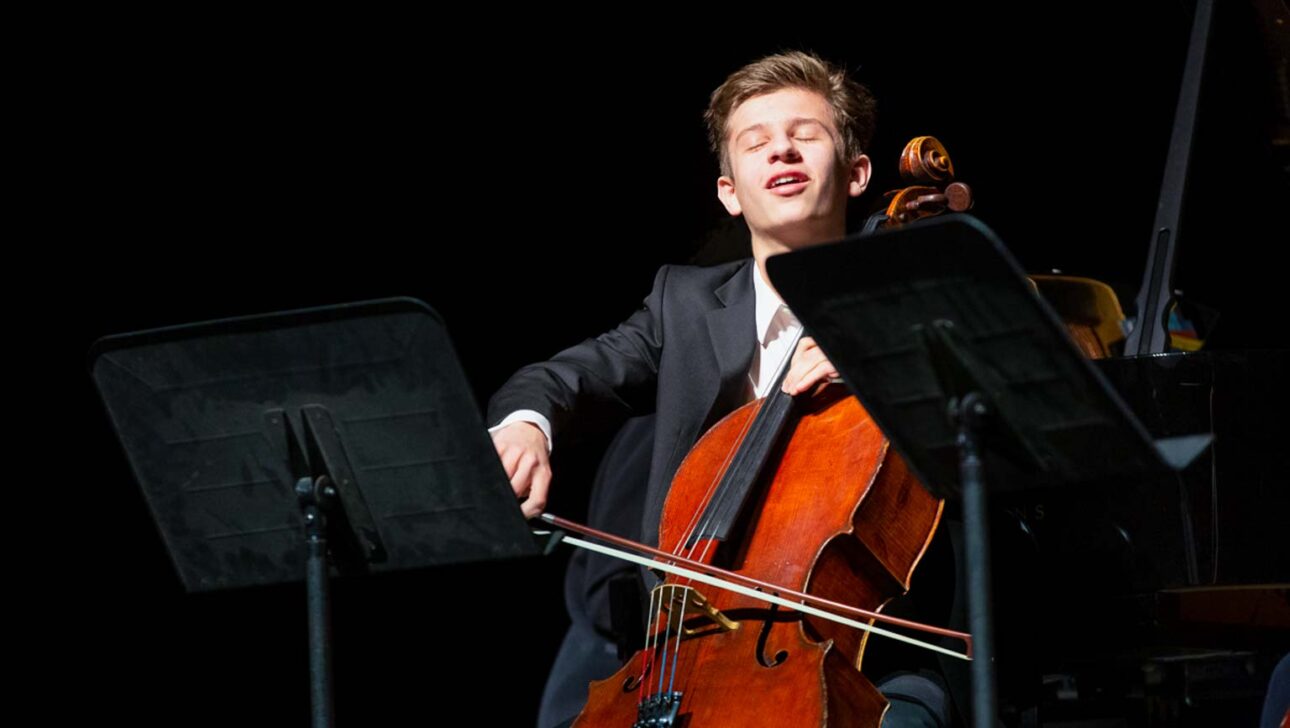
[490,50,952,727]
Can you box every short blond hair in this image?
[704,50,876,178]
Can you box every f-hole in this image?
[755,602,790,668]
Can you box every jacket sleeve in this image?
[485,264,670,448]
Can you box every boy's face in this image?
[716,87,870,244]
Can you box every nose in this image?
[768,132,802,163]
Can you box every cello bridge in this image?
[653,584,739,635]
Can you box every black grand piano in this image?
[981,1,1289,724]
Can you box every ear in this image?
[716,174,742,216]
[847,154,872,197]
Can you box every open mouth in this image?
[768,180,808,195]
[767,173,809,196]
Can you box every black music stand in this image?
[766,214,1210,728]
[89,298,537,728]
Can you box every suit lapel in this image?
[700,259,756,431]
[641,258,759,552]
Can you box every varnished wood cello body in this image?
[573,379,943,726]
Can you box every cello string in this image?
[655,584,675,698]
[655,450,741,704]
[640,585,660,704]
[667,587,687,698]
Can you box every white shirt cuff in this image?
[488,410,553,454]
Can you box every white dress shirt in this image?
[747,258,803,401]
[489,261,802,453]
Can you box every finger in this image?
[799,358,841,389]
[790,338,814,366]
[497,444,522,478]
[794,337,818,360]
[791,360,840,395]
[509,451,537,498]
[521,464,552,519]
[784,348,828,393]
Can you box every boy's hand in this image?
[491,421,552,519]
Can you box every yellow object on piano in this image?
[1029,275,1128,359]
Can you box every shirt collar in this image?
[752,260,799,346]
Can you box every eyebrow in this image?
[734,117,829,143]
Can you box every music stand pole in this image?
[298,475,336,728]
[956,392,997,728]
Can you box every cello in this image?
[561,330,961,726]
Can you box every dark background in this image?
[69,4,1284,725]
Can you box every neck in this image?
[751,221,846,300]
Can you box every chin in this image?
[769,216,836,244]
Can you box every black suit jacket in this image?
[486,257,758,549]
[491,257,970,725]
